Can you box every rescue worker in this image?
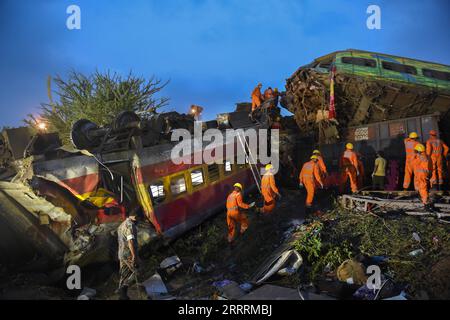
[263,87,274,100]
[339,143,359,193]
[251,83,264,112]
[413,144,431,206]
[372,151,387,190]
[312,150,328,179]
[426,130,449,190]
[403,132,420,190]
[258,164,281,214]
[299,155,324,212]
[226,183,255,244]
[117,210,140,300]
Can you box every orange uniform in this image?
[403,138,420,189]
[251,86,263,111]
[261,172,279,213]
[226,190,250,243]
[317,155,328,177]
[426,136,449,187]
[299,160,323,207]
[413,153,431,204]
[339,149,359,193]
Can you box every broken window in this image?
[190,169,205,187]
[422,68,450,82]
[208,164,220,182]
[318,59,333,70]
[149,180,165,205]
[342,57,376,68]
[382,61,417,75]
[170,175,187,195]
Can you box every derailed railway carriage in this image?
[0,108,268,267]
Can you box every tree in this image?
[24,70,169,144]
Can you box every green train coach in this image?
[308,49,450,92]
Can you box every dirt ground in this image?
[1,186,449,300]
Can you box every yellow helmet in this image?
[265,164,273,171]
[346,143,354,150]
[274,88,279,92]
[233,183,243,190]
[414,144,425,153]
[313,150,321,155]
[311,155,318,160]
[409,132,418,139]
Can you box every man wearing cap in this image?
[403,132,420,190]
[299,155,324,212]
[226,183,255,244]
[426,130,449,190]
[117,211,141,300]
[258,164,281,214]
[413,144,431,206]
[339,143,359,193]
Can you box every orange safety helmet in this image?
[429,130,437,136]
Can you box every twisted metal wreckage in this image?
[1,49,450,274]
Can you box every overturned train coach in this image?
[281,49,450,145]
[0,108,268,269]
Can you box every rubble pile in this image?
[281,67,450,143]
[311,205,450,299]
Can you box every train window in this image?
[208,164,220,182]
[382,61,417,75]
[318,58,333,70]
[341,57,376,68]
[170,175,187,195]
[149,181,165,205]
[422,68,450,82]
[224,160,233,174]
[190,169,205,187]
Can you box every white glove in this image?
[249,202,255,208]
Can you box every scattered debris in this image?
[77,287,97,300]
[142,273,175,300]
[160,256,182,275]
[252,249,303,284]
[336,259,367,286]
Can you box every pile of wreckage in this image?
[341,191,450,223]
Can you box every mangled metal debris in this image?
[340,193,450,222]
[281,49,450,144]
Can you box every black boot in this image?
[118,286,130,300]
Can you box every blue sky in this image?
[0,0,449,127]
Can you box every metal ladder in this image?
[236,130,262,193]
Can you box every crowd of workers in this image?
[251,83,281,111]
[114,85,449,299]
[223,129,450,251]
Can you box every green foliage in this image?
[293,221,323,261]
[24,70,169,144]
[320,207,450,298]
[310,242,353,281]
